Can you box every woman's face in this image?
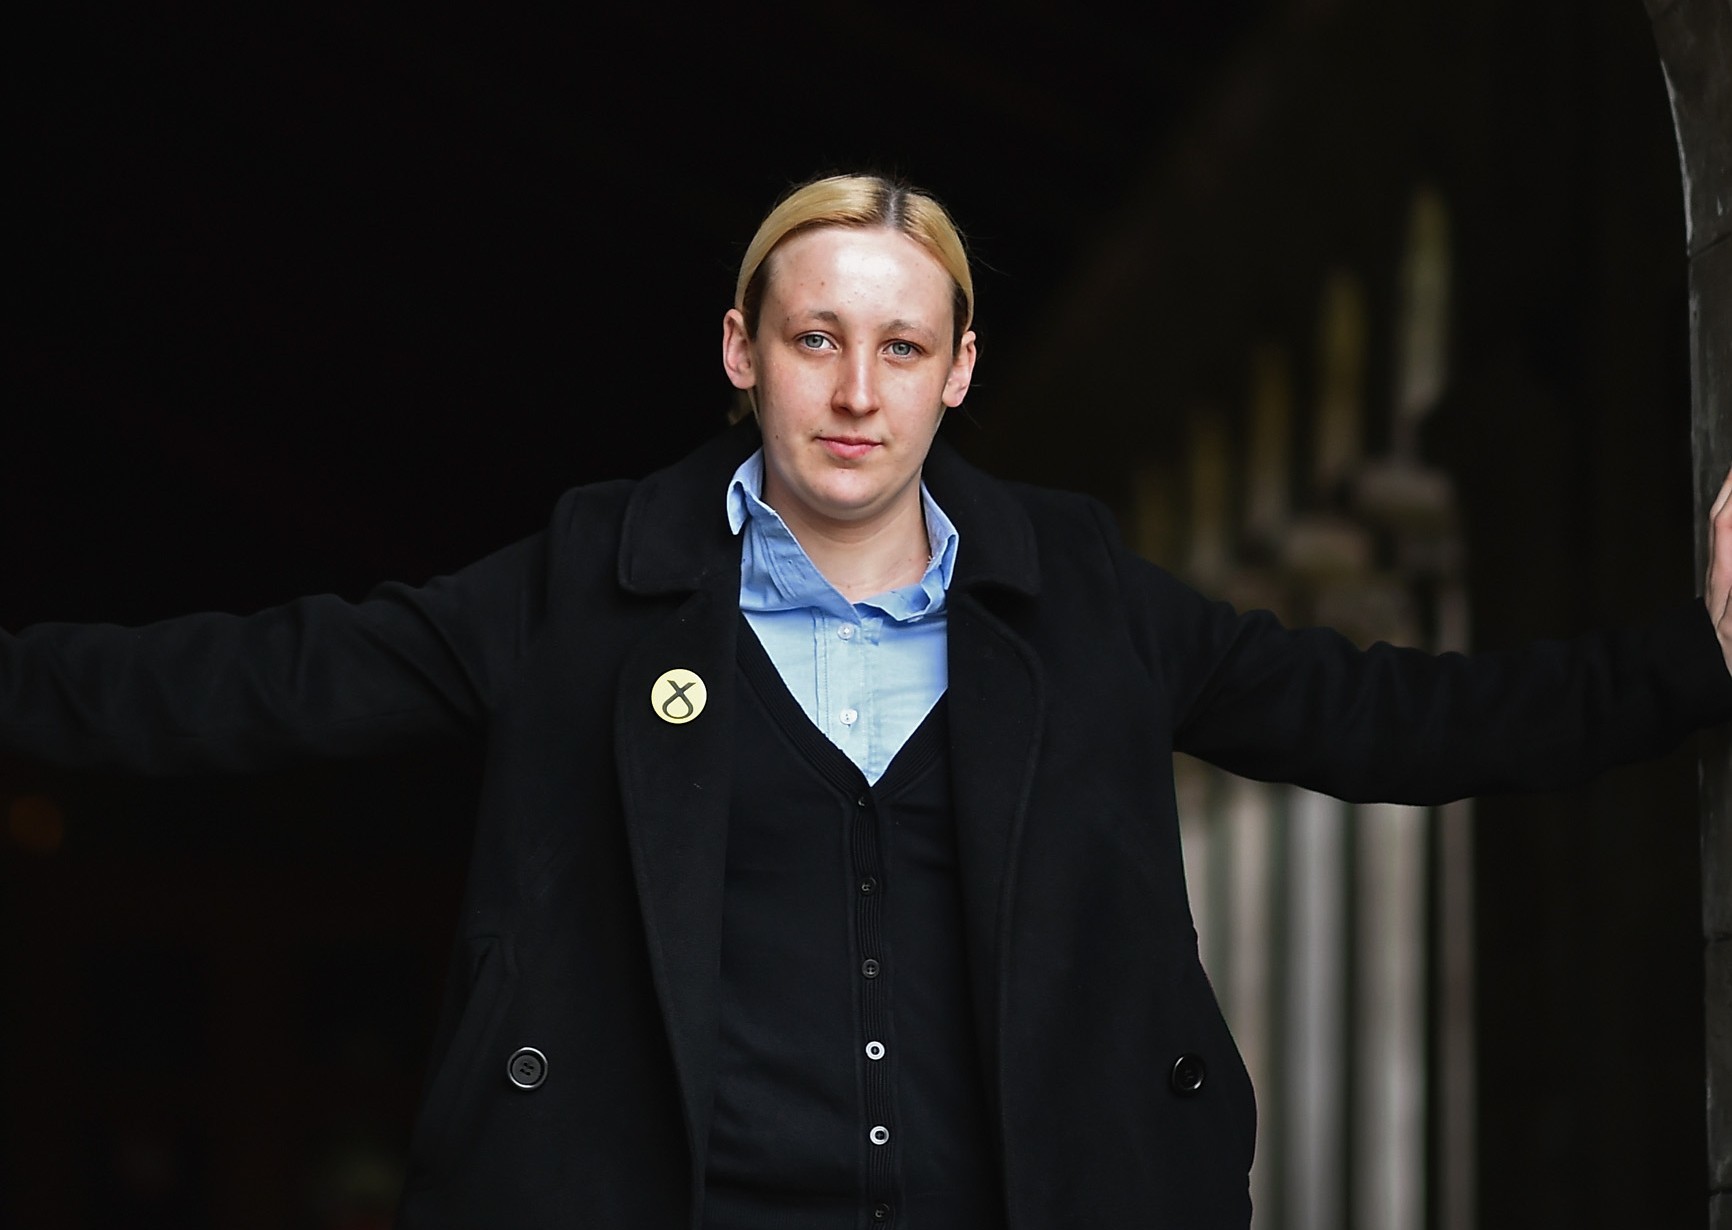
[722,226,976,539]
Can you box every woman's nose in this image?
[832,352,880,415]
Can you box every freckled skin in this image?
[721,227,976,599]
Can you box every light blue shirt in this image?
[726,449,957,784]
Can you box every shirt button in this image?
[865,1040,886,1060]
[838,624,855,640]
[840,707,858,726]
[861,958,881,978]
[873,1204,892,1222]
[869,1125,891,1145]
[859,876,879,895]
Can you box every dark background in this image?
[1,2,1711,1227]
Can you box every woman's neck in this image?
[772,494,931,605]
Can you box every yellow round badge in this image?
[650,669,707,725]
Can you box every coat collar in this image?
[616,418,1042,600]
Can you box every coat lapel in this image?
[946,593,1044,1084]
[923,439,1045,1121]
[614,583,736,1193]
[612,423,758,1198]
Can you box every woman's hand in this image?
[1707,466,1732,675]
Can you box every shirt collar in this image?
[725,448,958,621]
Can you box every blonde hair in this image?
[734,173,974,349]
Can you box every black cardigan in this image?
[5,422,1729,1228]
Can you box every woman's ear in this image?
[722,308,757,391]
[942,329,978,408]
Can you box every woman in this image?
[6,174,1732,1228]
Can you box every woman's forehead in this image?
[762,227,955,325]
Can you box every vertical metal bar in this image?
[1286,788,1349,1230]
[1354,803,1428,1229]
[1224,778,1279,1221]
[1641,2,1732,1224]
[1433,588,1475,1230]
[1434,797,1476,1230]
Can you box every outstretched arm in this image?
[0,527,548,777]
[1104,493,1732,807]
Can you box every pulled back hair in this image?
[734,173,974,350]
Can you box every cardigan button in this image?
[507,1046,548,1090]
[1169,1053,1206,1097]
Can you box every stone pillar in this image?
[1642,2,1732,1225]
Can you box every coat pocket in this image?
[404,933,516,1182]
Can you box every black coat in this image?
[4,422,1729,1228]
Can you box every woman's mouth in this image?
[819,436,877,460]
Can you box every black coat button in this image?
[1170,1053,1206,1096]
[507,1046,548,1090]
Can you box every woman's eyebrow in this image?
[785,309,936,339]
[778,308,842,328]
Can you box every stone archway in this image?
[1641,1,1732,1224]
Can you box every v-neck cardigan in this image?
[4,420,1731,1228]
[706,627,998,1228]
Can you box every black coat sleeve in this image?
[1099,507,1732,805]
[0,526,550,776]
